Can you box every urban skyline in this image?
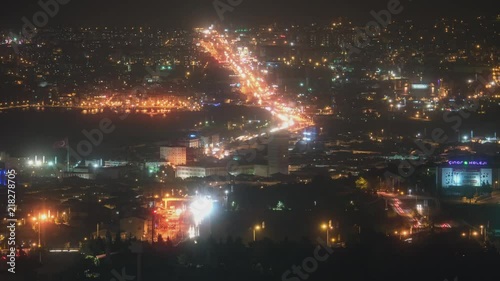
[1,1,500,281]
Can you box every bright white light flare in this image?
[190,197,213,226]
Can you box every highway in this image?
[469,190,500,204]
[198,27,314,139]
[378,191,440,229]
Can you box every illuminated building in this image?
[437,159,499,196]
[175,164,257,179]
[175,165,228,179]
[493,67,500,85]
[104,160,129,167]
[302,127,317,142]
[160,146,187,165]
[408,83,435,99]
[85,159,103,167]
[178,138,201,148]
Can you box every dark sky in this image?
[0,0,498,28]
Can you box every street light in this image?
[253,225,261,241]
[398,230,409,240]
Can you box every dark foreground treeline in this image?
[7,230,500,281]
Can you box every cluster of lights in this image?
[27,160,42,167]
[391,199,405,215]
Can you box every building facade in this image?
[175,165,228,179]
[437,159,499,196]
[160,146,187,165]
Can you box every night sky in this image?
[0,0,497,28]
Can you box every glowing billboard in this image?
[411,84,429,90]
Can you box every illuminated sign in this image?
[448,161,488,166]
[411,84,429,90]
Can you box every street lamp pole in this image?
[253,223,264,242]
[322,221,333,247]
[326,227,330,246]
[38,221,41,247]
[253,225,260,241]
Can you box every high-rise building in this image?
[267,132,289,175]
[160,146,187,166]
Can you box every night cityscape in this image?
[1,1,500,280]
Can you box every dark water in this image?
[0,106,270,157]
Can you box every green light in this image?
[464,161,468,165]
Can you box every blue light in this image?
[0,169,6,186]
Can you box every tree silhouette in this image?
[463,186,476,203]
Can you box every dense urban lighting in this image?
[0,4,498,280]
